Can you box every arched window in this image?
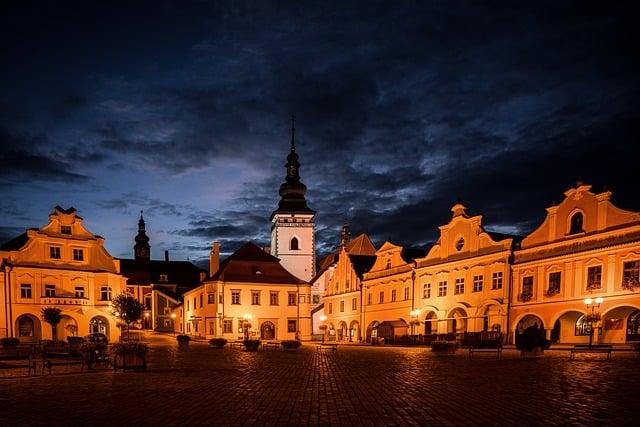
[386,259,392,269]
[290,237,299,250]
[575,315,591,336]
[569,212,584,234]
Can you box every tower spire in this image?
[290,113,296,151]
[134,210,150,262]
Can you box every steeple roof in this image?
[270,115,315,219]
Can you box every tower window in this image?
[569,212,584,234]
[290,237,299,250]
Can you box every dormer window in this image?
[61,225,72,235]
[569,212,584,235]
[386,259,392,269]
[290,237,299,250]
[159,274,168,282]
[49,246,61,259]
[73,249,84,261]
[455,237,465,251]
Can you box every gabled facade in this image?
[511,184,640,345]
[0,206,126,342]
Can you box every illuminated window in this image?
[60,225,71,235]
[270,291,279,306]
[492,272,503,289]
[454,278,464,295]
[20,284,32,299]
[252,291,260,305]
[587,266,602,290]
[72,248,84,261]
[438,281,447,297]
[50,246,61,259]
[290,237,299,250]
[423,283,431,299]
[569,212,584,234]
[159,274,168,282]
[473,275,483,292]
[623,261,640,289]
[231,291,241,305]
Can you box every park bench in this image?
[229,341,244,349]
[570,344,612,360]
[468,341,503,359]
[316,343,338,352]
[0,346,37,375]
[41,342,88,374]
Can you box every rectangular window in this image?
[159,274,168,282]
[622,261,640,289]
[454,278,464,295]
[72,248,84,261]
[223,320,233,334]
[270,291,279,306]
[231,291,241,305]
[473,275,483,292]
[586,266,602,290]
[252,291,260,305]
[352,298,357,311]
[328,302,332,314]
[288,319,297,333]
[219,294,223,304]
[492,272,503,290]
[45,284,56,297]
[288,292,297,306]
[438,281,447,297]
[379,291,384,304]
[340,300,344,312]
[522,276,534,297]
[100,286,112,301]
[200,294,203,308]
[312,295,320,304]
[547,272,561,296]
[194,297,197,310]
[187,300,190,311]
[50,246,61,259]
[367,293,372,305]
[403,287,409,300]
[423,283,431,299]
[74,286,85,298]
[208,294,215,304]
[20,283,32,299]
[345,279,350,291]
[391,289,397,302]
[60,225,72,235]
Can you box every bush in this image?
[209,338,228,348]
[243,339,261,351]
[1,337,20,347]
[176,334,191,343]
[281,340,302,350]
[515,325,551,352]
[67,336,85,345]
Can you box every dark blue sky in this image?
[1,1,639,264]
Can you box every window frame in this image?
[20,283,32,299]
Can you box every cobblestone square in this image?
[1,334,638,426]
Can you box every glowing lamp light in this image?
[144,312,150,318]
[171,313,176,319]
[595,297,604,304]
[584,298,593,305]
[319,315,327,322]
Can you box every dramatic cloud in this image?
[0,1,638,262]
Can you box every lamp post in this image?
[584,297,603,348]
[320,315,328,343]
[171,313,176,336]
[144,312,150,330]
[410,310,420,344]
[243,314,252,340]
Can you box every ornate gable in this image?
[368,241,406,273]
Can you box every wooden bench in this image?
[0,347,37,375]
[317,343,338,352]
[468,341,503,359]
[42,351,88,374]
[570,345,612,360]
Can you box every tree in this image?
[111,294,144,339]
[41,307,63,341]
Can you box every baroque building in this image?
[0,206,126,342]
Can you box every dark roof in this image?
[119,258,205,288]
[210,242,306,285]
[311,303,324,315]
[0,232,29,251]
[348,255,376,279]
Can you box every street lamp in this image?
[584,297,604,348]
[171,313,177,336]
[319,315,328,343]
[410,310,420,342]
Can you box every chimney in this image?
[164,250,169,262]
[210,241,220,276]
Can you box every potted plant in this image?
[431,340,458,355]
[111,342,148,371]
[281,340,302,351]
[41,307,63,341]
[176,334,191,346]
[209,338,228,349]
[1,337,20,347]
[516,325,551,358]
[243,339,261,351]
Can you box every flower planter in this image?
[114,353,147,371]
[243,339,261,351]
[209,338,228,349]
[520,347,544,358]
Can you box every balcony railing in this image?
[40,296,91,306]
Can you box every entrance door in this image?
[260,321,275,340]
[90,317,107,335]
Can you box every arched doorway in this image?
[89,316,109,337]
[15,314,41,341]
[447,308,468,335]
[550,311,586,344]
[628,310,640,342]
[424,312,437,335]
[366,321,379,343]
[337,322,347,341]
[515,314,544,342]
[601,306,640,344]
[349,320,360,342]
[260,321,275,340]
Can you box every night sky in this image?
[1,1,639,265]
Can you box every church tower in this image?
[134,211,150,262]
[270,116,316,282]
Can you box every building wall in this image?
[270,213,315,282]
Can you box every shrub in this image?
[209,338,228,348]
[111,342,149,358]
[1,337,20,347]
[243,339,261,351]
[281,340,302,350]
[515,325,551,352]
[176,334,191,343]
[67,336,86,345]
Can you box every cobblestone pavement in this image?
[1,333,639,426]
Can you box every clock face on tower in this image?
[137,248,149,258]
[289,165,297,176]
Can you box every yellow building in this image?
[179,242,312,341]
[0,206,126,342]
[511,184,640,345]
